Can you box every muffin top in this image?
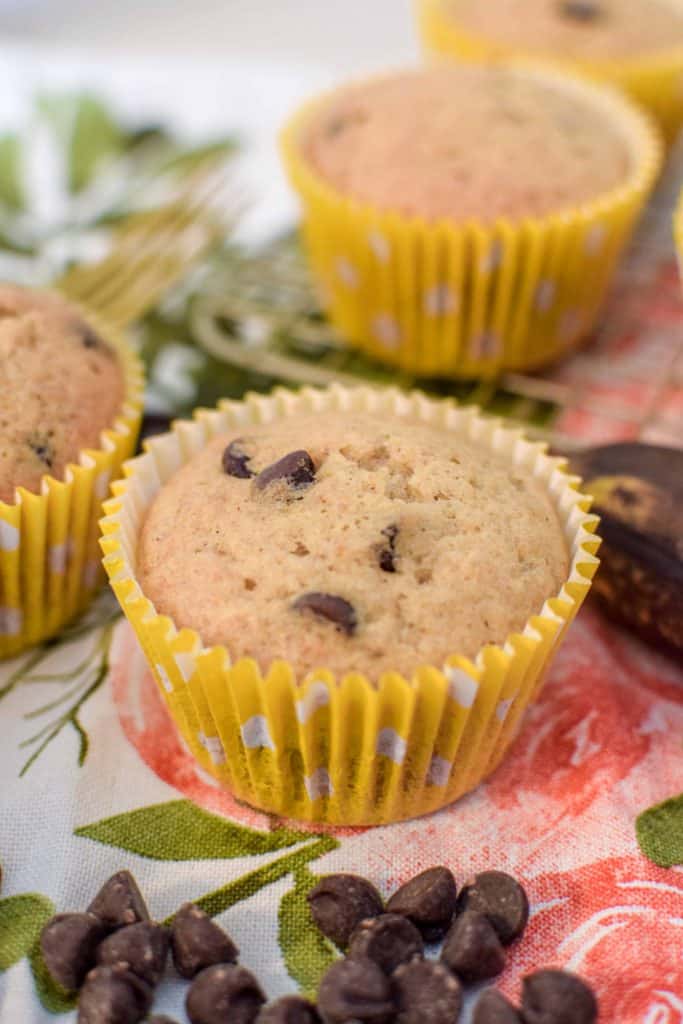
[452,0,683,61]
[301,66,631,224]
[0,284,125,503]
[137,412,569,680]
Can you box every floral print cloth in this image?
[0,110,682,1024]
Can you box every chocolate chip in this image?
[256,996,322,1023]
[186,964,266,1024]
[27,431,55,469]
[348,914,423,975]
[292,593,357,636]
[40,912,106,991]
[456,871,529,946]
[170,902,239,979]
[307,875,384,949]
[96,921,169,986]
[79,322,106,351]
[317,957,395,1024]
[254,450,316,491]
[88,871,150,931]
[78,964,153,1024]
[473,989,523,1024]
[392,959,462,1024]
[326,117,348,138]
[378,524,399,573]
[223,439,254,479]
[324,109,367,138]
[521,970,598,1024]
[386,866,458,941]
[441,911,506,984]
[558,1,601,20]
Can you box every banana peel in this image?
[567,443,682,657]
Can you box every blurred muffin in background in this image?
[453,0,683,61]
[0,283,142,659]
[301,65,630,224]
[281,63,660,378]
[417,0,683,140]
[0,285,125,502]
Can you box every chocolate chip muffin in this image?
[0,284,125,503]
[451,0,683,62]
[137,412,568,679]
[300,65,631,224]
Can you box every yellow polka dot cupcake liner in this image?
[100,385,600,826]
[0,302,144,659]
[416,0,683,143]
[280,63,661,381]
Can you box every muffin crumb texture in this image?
[301,66,631,225]
[452,0,683,61]
[0,284,125,502]
[137,413,569,679]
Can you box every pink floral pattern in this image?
[502,857,683,1022]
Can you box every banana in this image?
[568,443,682,656]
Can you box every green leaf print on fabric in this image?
[636,793,683,868]
[278,867,337,999]
[75,799,311,860]
[0,893,54,972]
[0,136,25,211]
[184,836,339,923]
[68,95,124,194]
[11,609,118,778]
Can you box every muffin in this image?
[301,66,629,224]
[102,385,600,825]
[0,285,126,501]
[137,412,569,679]
[417,0,683,140]
[0,284,143,657]
[281,64,661,378]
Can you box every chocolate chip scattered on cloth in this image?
[521,969,598,1024]
[256,996,321,1024]
[87,871,150,931]
[171,902,239,979]
[77,964,153,1024]
[317,957,395,1024]
[472,989,522,1024]
[347,914,424,974]
[455,871,529,945]
[308,875,384,950]
[40,912,107,991]
[186,964,266,1024]
[96,921,169,986]
[392,960,462,1024]
[386,866,458,941]
[441,910,506,983]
